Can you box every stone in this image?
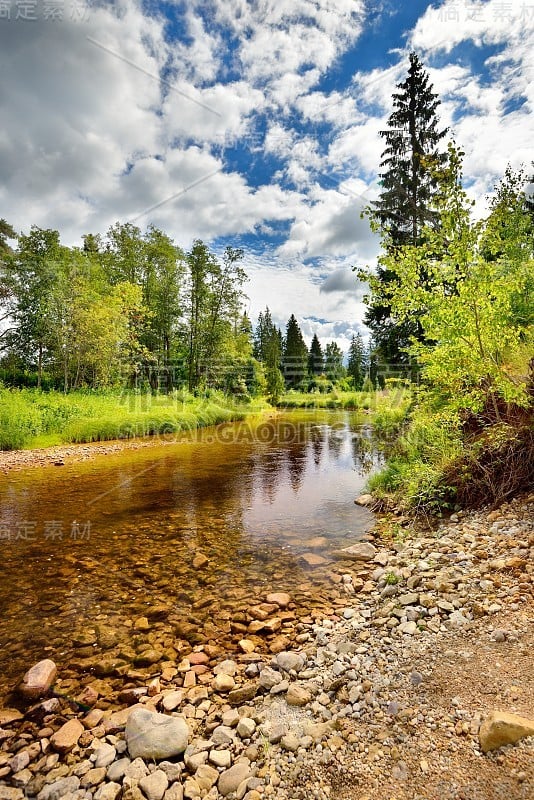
[93,742,117,768]
[276,651,305,673]
[94,784,122,800]
[218,763,252,797]
[9,751,30,773]
[162,690,184,711]
[81,767,107,787]
[139,770,169,800]
[164,785,184,800]
[333,543,377,561]
[192,553,209,569]
[265,592,291,608]
[398,621,417,635]
[280,733,300,752]
[238,639,256,653]
[209,749,232,768]
[0,708,24,726]
[107,757,130,782]
[355,494,374,506]
[399,592,419,606]
[211,673,235,693]
[124,757,149,780]
[50,718,84,753]
[479,711,534,753]
[0,789,25,800]
[125,708,189,760]
[286,684,312,706]
[228,682,258,705]
[18,659,57,701]
[36,776,80,800]
[195,764,219,791]
[258,667,282,690]
[237,717,256,738]
[213,659,238,676]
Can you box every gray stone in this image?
[333,543,377,561]
[37,777,81,800]
[164,785,184,800]
[275,651,305,673]
[258,667,282,690]
[218,763,251,797]
[124,757,150,780]
[125,708,189,760]
[106,757,130,782]
[139,770,169,800]
[236,717,256,738]
[93,742,117,768]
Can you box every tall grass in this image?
[0,386,265,450]
[278,388,412,414]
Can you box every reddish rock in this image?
[266,592,291,608]
[18,659,57,701]
[50,718,84,753]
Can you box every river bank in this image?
[0,493,532,800]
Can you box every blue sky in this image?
[0,0,532,350]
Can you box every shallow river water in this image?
[0,410,381,702]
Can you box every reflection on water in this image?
[0,411,382,700]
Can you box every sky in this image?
[0,0,533,352]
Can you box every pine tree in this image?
[282,314,308,388]
[347,333,366,389]
[308,333,324,375]
[324,341,344,381]
[365,52,449,367]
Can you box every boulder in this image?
[479,710,534,753]
[125,708,189,760]
[332,543,377,561]
[18,659,57,701]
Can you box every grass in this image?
[277,387,412,418]
[0,385,267,450]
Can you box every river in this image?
[0,410,382,703]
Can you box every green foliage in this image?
[282,314,308,388]
[0,385,259,450]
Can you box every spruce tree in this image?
[308,333,324,376]
[365,52,449,367]
[282,314,308,388]
[324,341,344,381]
[347,333,366,389]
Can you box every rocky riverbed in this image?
[0,493,532,800]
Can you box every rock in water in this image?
[333,542,377,561]
[354,494,374,506]
[479,710,534,753]
[125,708,189,760]
[18,659,57,700]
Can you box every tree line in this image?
[0,222,368,399]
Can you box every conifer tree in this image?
[282,314,308,388]
[308,333,324,376]
[365,52,449,367]
[347,333,366,389]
